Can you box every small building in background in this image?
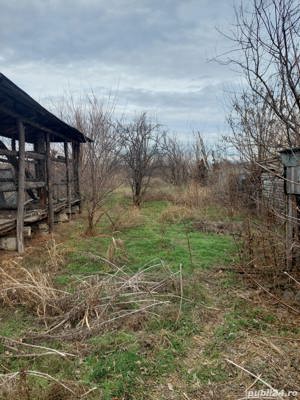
[279,147,300,267]
[259,147,300,267]
[260,156,286,214]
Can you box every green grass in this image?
[0,308,36,339]
[122,223,235,271]
[3,191,299,400]
[63,199,237,276]
[0,194,244,399]
[220,271,240,288]
[192,363,229,384]
[85,323,192,399]
[209,301,277,346]
[88,345,142,398]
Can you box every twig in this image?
[0,370,76,395]
[185,226,194,267]
[284,271,300,287]
[80,386,98,398]
[176,264,183,323]
[238,265,300,314]
[0,336,76,358]
[2,352,67,358]
[255,334,300,342]
[249,277,299,314]
[226,359,284,400]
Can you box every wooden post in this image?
[46,133,54,232]
[64,142,72,217]
[34,137,46,208]
[72,142,81,211]
[286,193,296,270]
[16,120,25,253]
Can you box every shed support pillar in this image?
[16,120,25,253]
[64,142,72,217]
[286,194,297,270]
[46,133,54,232]
[72,141,81,211]
[34,136,46,208]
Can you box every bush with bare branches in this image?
[60,94,122,234]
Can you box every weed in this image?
[220,271,239,288]
[88,345,142,398]
[192,363,229,384]
[159,205,196,224]
[213,302,277,343]
[0,309,35,338]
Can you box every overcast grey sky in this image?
[0,0,243,142]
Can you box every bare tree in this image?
[192,131,210,185]
[162,135,190,186]
[61,94,122,234]
[226,89,286,162]
[119,112,163,206]
[223,0,300,146]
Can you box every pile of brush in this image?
[0,257,181,341]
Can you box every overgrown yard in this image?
[0,189,299,399]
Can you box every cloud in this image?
[0,0,240,139]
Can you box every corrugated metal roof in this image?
[0,73,91,143]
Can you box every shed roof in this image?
[279,146,300,167]
[279,146,300,154]
[0,73,90,143]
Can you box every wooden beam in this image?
[46,133,54,232]
[0,140,38,200]
[64,142,72,217]
[0,177,43,182]
[72,142,81,210]
[0,181,45,192]
[16,120,25,253]
[0,148,45,160]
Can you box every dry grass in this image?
[235,218,300,318]
[105,236,127,263]
[2,186,299,400]
[239,219,286,277]
[0,370,96,400]
[0,257,181,341]
[142,177,177,203]
[143,189,176,203]
[108,205,145,231]
[174,182,212,209]
[0,259,61,321]
[159,205,197,224]
[193,220,242,235]
[147,267,300,400]
[45,238,65,270]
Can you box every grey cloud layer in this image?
[0,0,240,137]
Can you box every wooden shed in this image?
[260,156,286,214]
[259,148,300,266]
[279,147,300,266]
[0,73,90,252]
